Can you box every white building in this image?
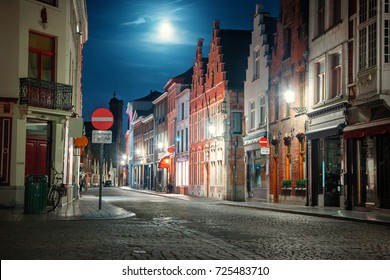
[243,4,275,201]
[0,0,87,207]
[306,0,350,208]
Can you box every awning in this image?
[343,119,390,139]
[158,156,170,169]
[243,131,267,145]
[305,124,344,140]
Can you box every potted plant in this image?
[282,179,292,189]
[296,179,306,190]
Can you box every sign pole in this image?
[99,143,104,210]
[91,107,114,211]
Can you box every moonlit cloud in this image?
[121,17,147,26]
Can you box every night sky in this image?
[82,0,279,123]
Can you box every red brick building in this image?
[189,21,250,201]
[268,0,309,204]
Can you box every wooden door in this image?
[25,139,49,176]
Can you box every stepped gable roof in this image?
[219,29,251,88]
[134,90,163,102]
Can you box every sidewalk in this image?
[0,196,135,221]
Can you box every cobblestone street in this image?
[1,188,390,260]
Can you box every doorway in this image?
[25,120,51,178]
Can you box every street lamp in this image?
[284,89,307,114]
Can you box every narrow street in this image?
[1,188,390,260]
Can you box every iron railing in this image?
[19,78,73,111]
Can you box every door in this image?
[25,120,51,178]
[25,139,49,176]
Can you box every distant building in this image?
[126,90,163,187]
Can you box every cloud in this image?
[121,16,148,26]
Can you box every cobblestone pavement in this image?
[1,188,390,260]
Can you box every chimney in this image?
[213,20,220,30]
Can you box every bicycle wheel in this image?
[47,187,61,212]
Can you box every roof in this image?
[164,66,193,90]
[219,29,251,88]
[134,90,163,102]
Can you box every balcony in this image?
[19,78,73,111]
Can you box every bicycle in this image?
[47,169,66,212]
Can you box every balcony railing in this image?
[19,78,73,111]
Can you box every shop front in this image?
[344,119,390,209]
[307,124,345,208]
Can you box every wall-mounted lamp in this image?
[284,89,307,114]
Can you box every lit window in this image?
[28,32,55,82]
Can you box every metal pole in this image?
[99,143,103,210]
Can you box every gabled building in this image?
[189,21,251,201]
[269,0,309,204]
[244,4,276,201]
[0,0,87,207]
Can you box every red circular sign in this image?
[91,108,114,130]
[259,137,268,147]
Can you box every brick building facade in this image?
[269,0,309,204]
[189,21,250,201]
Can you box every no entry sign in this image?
[91,108,114,130]
[259,137,268,147]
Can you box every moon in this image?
[158,20,174,41]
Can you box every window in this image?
[359,23,377,70]
[254,49,260,79]
[285,146,291,181]
[250,101,255,130]
[318,0,325,35]
[232,112,242,135]
[283,27,292,60]
[386,0,390,13]
[185,128,188,151]
[330,53,341,98]
[181,102,185,121]
[316,61,325,103]
[331,0,341,26]
[259,96,265,126]
[29,32,55,82]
